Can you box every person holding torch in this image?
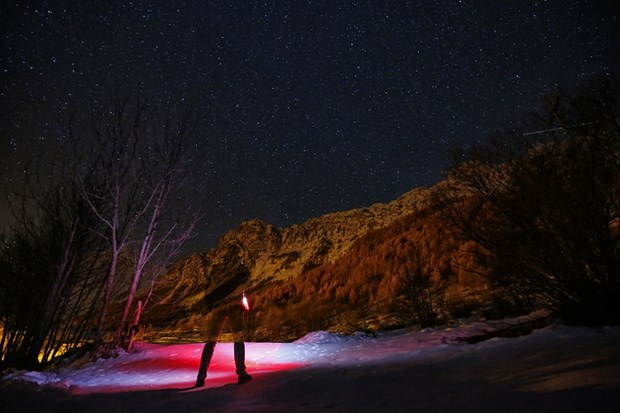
[195,291,253,387]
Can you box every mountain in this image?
[140,178,492,342]
[145,188,428,313]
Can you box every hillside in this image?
[140,178,491,342]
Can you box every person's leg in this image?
[234,341,252,384]
[195,341,215,387]
[195,319,221,387]
[230,311,252,384]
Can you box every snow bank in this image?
[2,370,71,388]
[294,330,374,344]
[0,310,573,393]
[2,312,620,413]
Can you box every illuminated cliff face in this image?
[152,186,432,309]
[208,187,433,284]
[141,180,484,339]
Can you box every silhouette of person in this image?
[195,291,252,386]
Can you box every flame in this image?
[242,292,250,311]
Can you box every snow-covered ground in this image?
[2,312,619,412]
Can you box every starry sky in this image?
[1,1,619,252]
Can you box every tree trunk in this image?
[96,249,118,346]
[126,301,142,352]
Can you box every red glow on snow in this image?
[68,342,305,394]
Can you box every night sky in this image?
[1,1,619,252]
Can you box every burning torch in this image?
[241,291,250,327]
[241,291,250,311]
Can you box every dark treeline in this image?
[0,87,199,370]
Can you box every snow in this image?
[294,330,374,344]
[2,312,620,412]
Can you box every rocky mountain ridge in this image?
[152,186,433,318]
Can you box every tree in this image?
[393,251,448,328]
[443,75,620,324]
[70,87,199,349]
[0,171,106,370]
[0,86,200,369]
[115,113,198,349]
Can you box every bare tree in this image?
[70,87,199,349]
[393,252,448,328]
[442,75,620,324]
[70,88,150,346]
[115,115,198,349]
[0,86,201,368]
[0,169,105,370]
